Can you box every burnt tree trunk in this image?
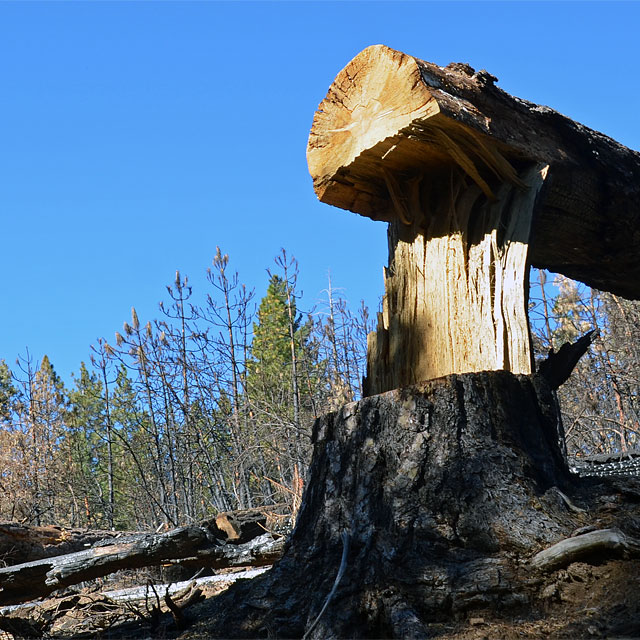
[0,523,126,566]
[181,47,640,637]
[188,372,585,638]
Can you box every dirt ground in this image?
[2,556,637,639]
[434,559,640,640]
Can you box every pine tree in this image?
[0,359,19,424]
[250,275,297,382]
[246,262,319,510]
[66,362,108,526]
[11,354,69,524]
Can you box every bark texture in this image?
[186,372,589,638]
[0,523,125,566]
[307,44,640,300]
[0,508,286,605]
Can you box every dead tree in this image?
[185,45,640,638]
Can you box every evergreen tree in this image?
[250,275,298,383]
[66,362,108,526]
[11,354,69,524]
[246,264,319,509]
[0,359,19,424]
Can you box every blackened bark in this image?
[0,508,286,606]
[187,372,586,638]
[538,330,597,390]
[0,524,125,566]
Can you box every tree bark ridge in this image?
[186,372,581,638]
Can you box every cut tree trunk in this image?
[0,508,286,606]
[174,47,640,639]
[365,165,546,394]
[307,44,640,393]
[184,372,596,638]
[307,44,640,300]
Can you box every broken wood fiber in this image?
[307,45,640,394]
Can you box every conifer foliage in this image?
[0,250,369,529]
[2,258,637,530]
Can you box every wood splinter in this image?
[307,44,640,395]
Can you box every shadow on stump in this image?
[184,371,592,638]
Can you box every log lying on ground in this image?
[0,523,126,566]
[0,507,286,606]
[0,568,271,640]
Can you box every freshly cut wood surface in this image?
[308,44,640,300]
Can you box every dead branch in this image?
[0,510,286,606]
[532,527,640,571]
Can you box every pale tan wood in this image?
[308,45,560,395]
[308,44,640,301]
[309,44,640,394]
[364,164,547,395]
[307,45,522,224]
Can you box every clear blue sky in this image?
[2,1,639,382]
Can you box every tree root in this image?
[532,528,640,571]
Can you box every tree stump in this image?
[184,46,640,637]
[188,372,583,638]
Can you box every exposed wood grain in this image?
[308,44,640,300]
[364,164,546,394]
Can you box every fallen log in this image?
[532,528,640,571]
[0,567,271,639]
[0,508,287,606]
[0,522,126,566]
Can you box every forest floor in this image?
[2,557,639,639]
[431,559,640,639]
[179,559,640,640]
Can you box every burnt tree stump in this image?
[189,373,582,638]
[185,46,640,638]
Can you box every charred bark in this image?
[0,523,126,566]
[538,330,597,390]
[186,372,593,638]
[0,508,286,606]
